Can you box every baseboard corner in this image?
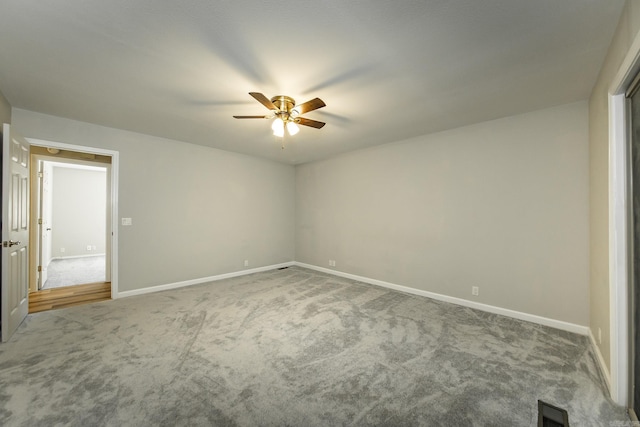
[588,328,612,394]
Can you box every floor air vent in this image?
[538,400,569,427]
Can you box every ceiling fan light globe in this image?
[271,117,284,132]
[286,121,300,136]
[272,118,285,137]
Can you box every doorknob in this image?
[3,240,21,247]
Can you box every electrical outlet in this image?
[86,245,92,251]
[244,260,249,267]
[60,247,65,253]
[472,286,479,296]
[598,327,602,344]
[329,260,336,267]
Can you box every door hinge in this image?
[38,218,43,225]
[37,265,42,272]
[38,172,43,178]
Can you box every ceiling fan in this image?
[233,92,326,137]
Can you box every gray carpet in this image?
[42,255,106,289]
[0,266,629,426]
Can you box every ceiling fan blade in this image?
[233,115,269,119]
[296,117,326,129]
[293,98,326,115]
[249,92,278,111]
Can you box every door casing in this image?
[29,155,111,292]
[26,139,119,298]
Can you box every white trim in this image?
[611,33,640,95]
[110,154,119,296]
[295,262,589,336]
[116,262,295,298]
[50,254,106,260]
[48,161,106,172]
[605,27,640,407]
[115,260,589,335]
[590,328,613,394]
[609,93,629,406]
[25,138,120,300]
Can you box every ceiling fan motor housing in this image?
[271,96,297,122]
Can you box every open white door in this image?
[37,161,52,289]
[1,124,30,342]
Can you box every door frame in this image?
[26,138,119,298]
[29,156,111,292]
[609,29,640,408]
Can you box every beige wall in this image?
[51,166,107,258]
[297,101,589,326]
[0,90,11,125]
[12,108,295,293]
[589,0,640,373]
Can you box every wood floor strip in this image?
[29,290,111,309]
[29,282,111,313]
[30,282,109,302]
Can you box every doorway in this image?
[28,145,114,312]
[37,161,107,289]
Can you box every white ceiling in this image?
[0,1,625,165]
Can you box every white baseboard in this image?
[115,262,295,299]
[295,262,590,336]
[112,260,610,394]
[115,260,589,336]
[51,253,106,261]
[589,328,612,393]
